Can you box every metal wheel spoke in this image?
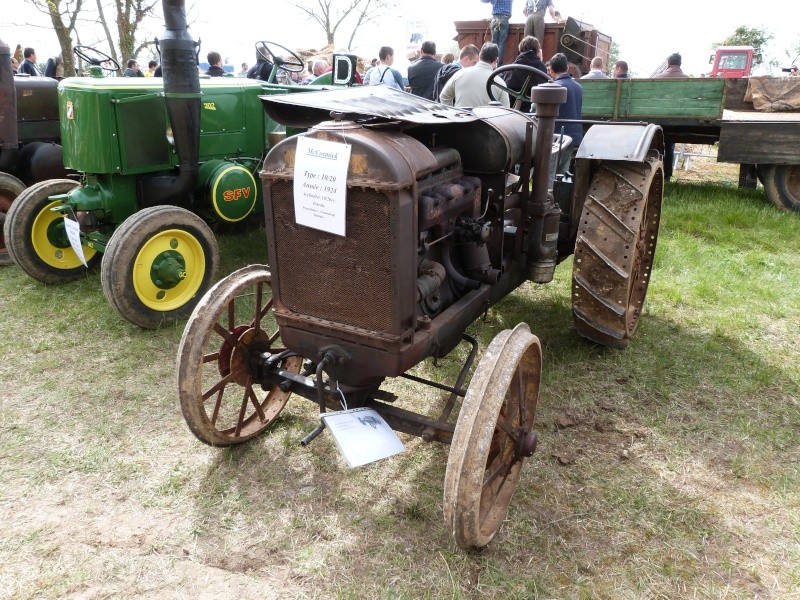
[255,297,274,327]
[210,388,223,426]
[247,385,266,422]
[213,322,240,348]
[234,388,249,437]
[202,371,235,401]
[483,451,513,491]
[202,350,221,364]
[496,414,518,441]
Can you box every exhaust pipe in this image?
[0,37,19,173]
[139,0,201,207]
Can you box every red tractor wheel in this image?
[177,265,303,446]
[0,172,27,266]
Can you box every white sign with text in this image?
[293,136,352,237]
[63,216,88,267]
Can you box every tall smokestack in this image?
[0,37,19,172]
[139,0,201,206]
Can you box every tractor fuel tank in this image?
[197,159,260,222]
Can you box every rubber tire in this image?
[101,205,219,329]
[762,165,800,212]
[0,172,27,265]
[443,323,541,550]
[4,178,99,283]
[178,264,302,446]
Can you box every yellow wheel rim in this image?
[31,201,97,269]
[132,228,206,312]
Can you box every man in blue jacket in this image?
[550,52,583,187]
[18,48,40,76]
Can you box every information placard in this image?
[320,407,405,468]
[293,135,352,236]
[63,216,88,267]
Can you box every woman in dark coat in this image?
[504,35,549,112]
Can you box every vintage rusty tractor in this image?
[2,0,338,328]
[176,78,664,549]
[0,37,70,265]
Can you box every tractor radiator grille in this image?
[270,181,396,333]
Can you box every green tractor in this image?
[0,36,72,264]
[3,8,321,328]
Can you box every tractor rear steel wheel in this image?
[572,157,663,348]
[177,265,302,446]
[443,323,541,550]
[101,206,219,329]
[762,164,800,212]
[0,172,27,265]
[4,178,99,282]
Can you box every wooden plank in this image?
[581,78,725,122]
[718,121,800,163]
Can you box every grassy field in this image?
[1,172,798,599]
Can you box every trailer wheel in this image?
[101,206,219,329]
[177,265,303,446]
[0,172,27,265]
[443,323,541,550]
[572,157,663,348]
[762,165,800,212]
[4,178,99,282]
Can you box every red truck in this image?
[709,46,755,78]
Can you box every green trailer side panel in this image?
[581,78,725,124]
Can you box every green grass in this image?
[0,180,798,598]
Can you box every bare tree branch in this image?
[287,0,389,48]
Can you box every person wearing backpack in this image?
[366,46,403,91]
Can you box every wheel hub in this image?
[45,217,70,249]
[228,327,271,386]
[517,430,538,458]
[150,249,186,288]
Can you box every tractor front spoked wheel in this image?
[443,323,542,550]
[177,265,302,447]
[572,157,663,348]
[4,178,99,282]
[101,205,219,329]
[762,164,800,212]
[0,172,27,265]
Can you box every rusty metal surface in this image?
[260,85,480,128]
[571,154,663,348]
[443,323,542,549]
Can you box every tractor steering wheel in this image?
[73,45,121,73]
[255,41,305,81]
[486,64,553,111]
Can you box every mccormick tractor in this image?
[0,37,69,264]
[175,71,665,548]
[3,2,340,328]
